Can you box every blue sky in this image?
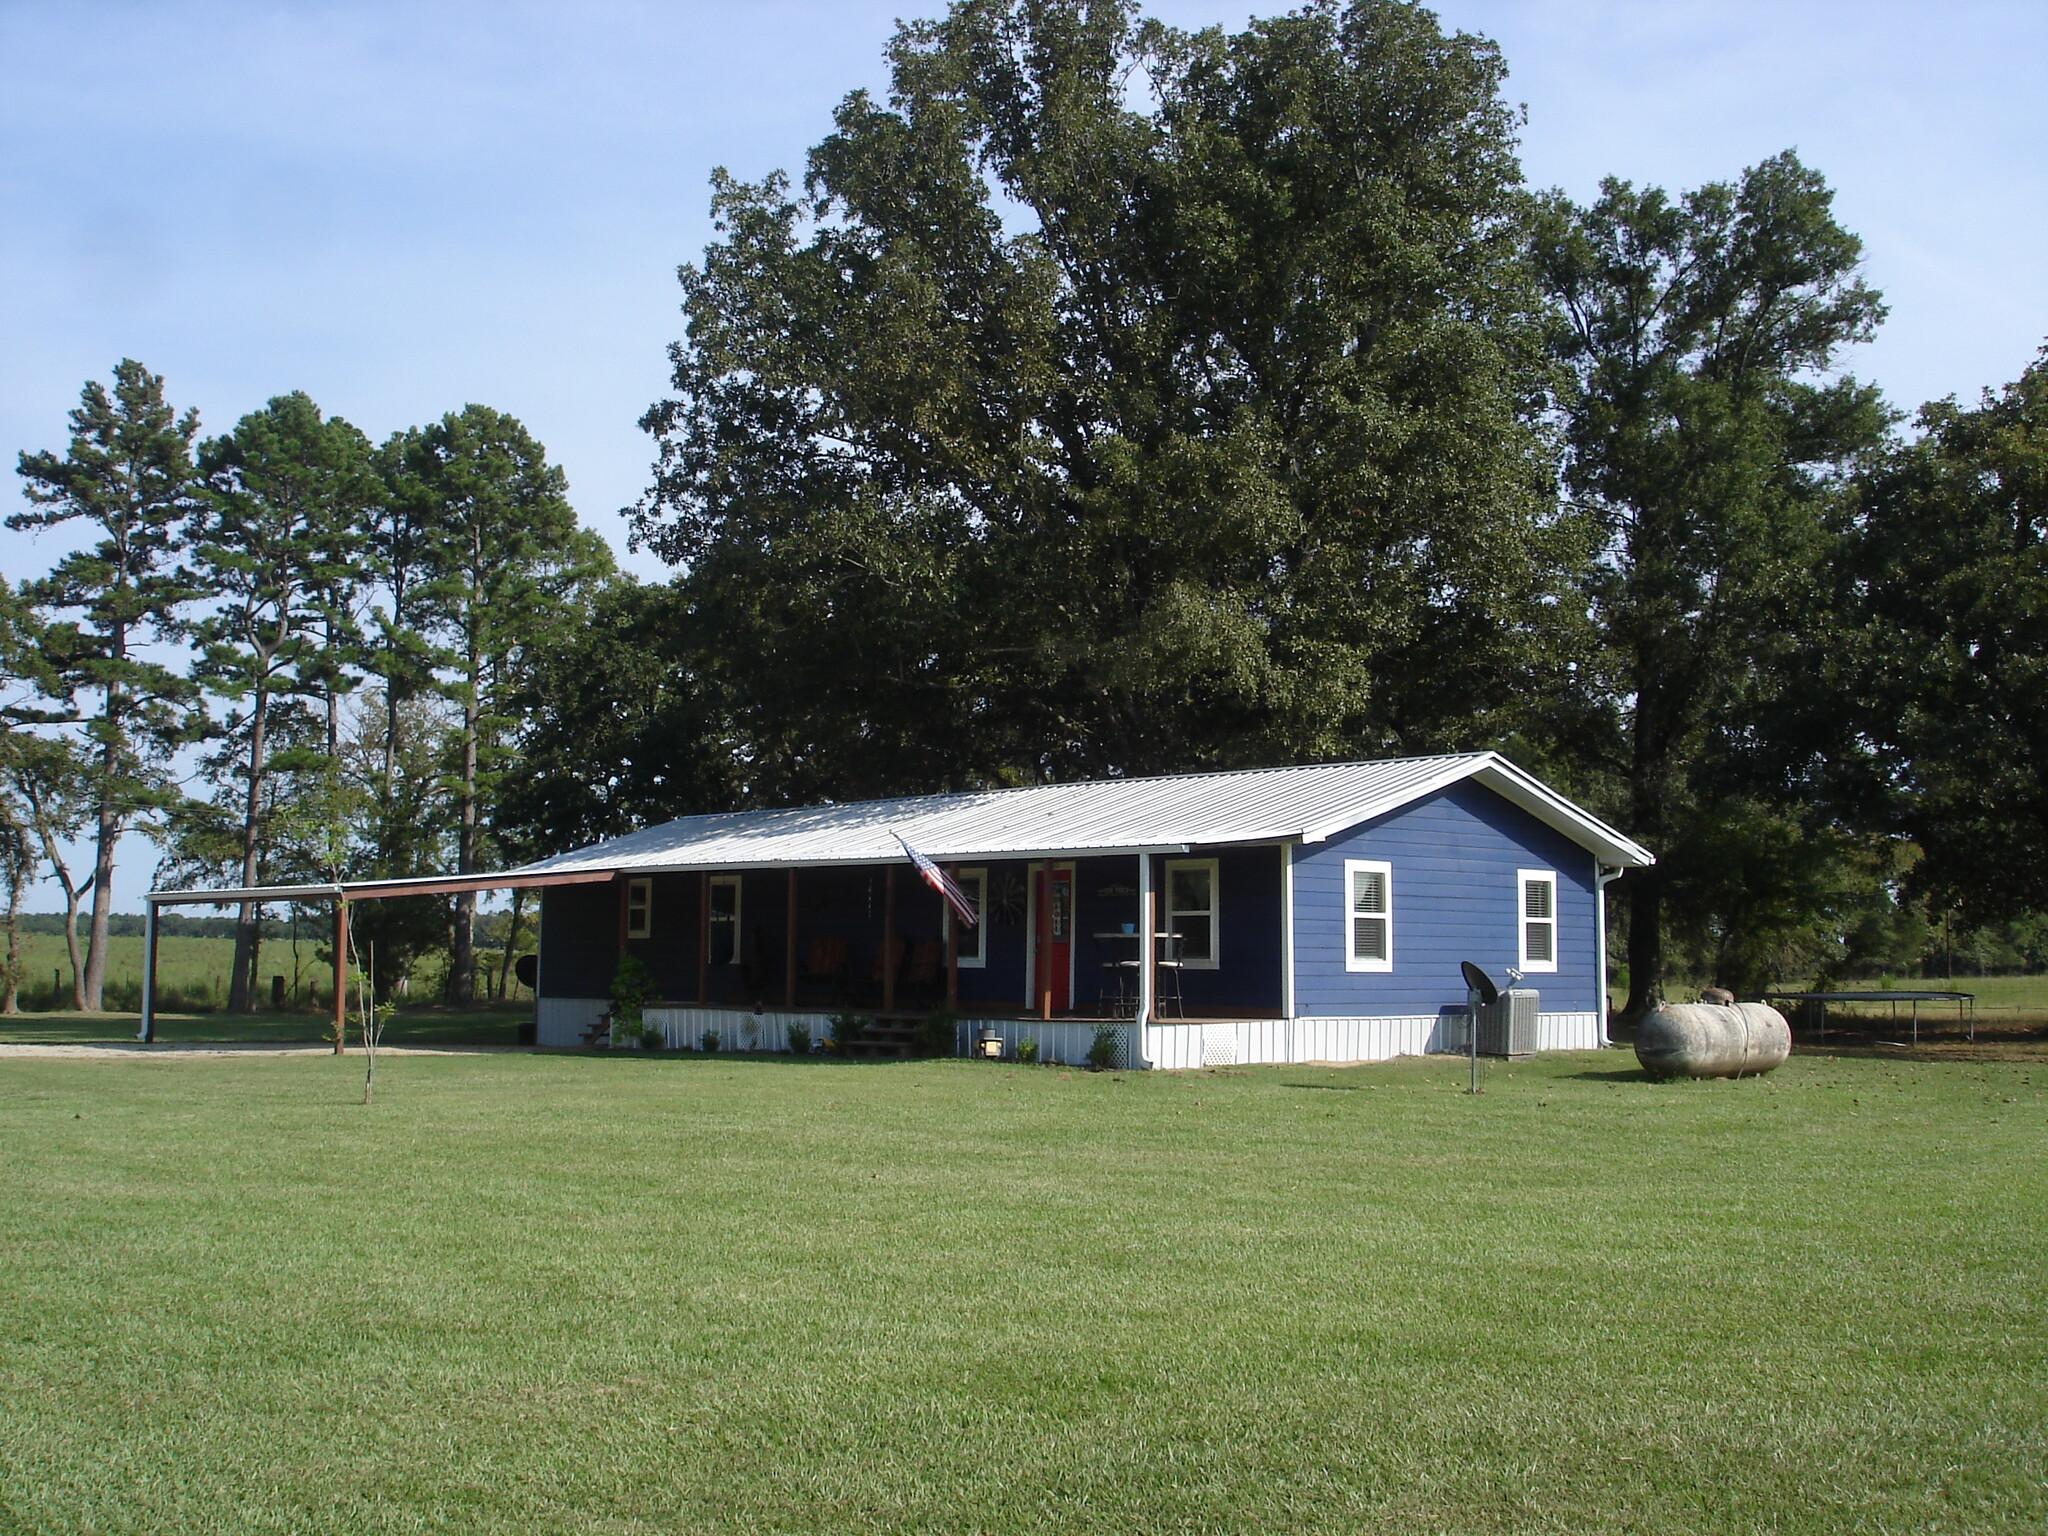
[4,0,2045,908]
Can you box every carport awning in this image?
[146,868,615,905]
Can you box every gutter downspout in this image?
[1280,841,1296,1050]
[1135,852,1154,1068]
[1595,860,1625,1046]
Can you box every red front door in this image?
[1034,865,1073,1016]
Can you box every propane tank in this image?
[1635,1001,1791,1079]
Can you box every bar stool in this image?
[1096,935,1139,1018]
[1153,930,1186,1020]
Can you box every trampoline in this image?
[1761,989,1977,1046]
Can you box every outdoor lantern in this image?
[975,1028,1003,1059]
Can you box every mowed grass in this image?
[2,1050,2044,1534]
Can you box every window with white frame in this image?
[947,868,986,967]
[1345,859,1393,972]
[1519,869,1558,973]
[708,875,741,965]
[1165,858,1219,968]
[625,878,652,939]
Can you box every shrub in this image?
[1087,1025,1120,1071]
[699,1030,721,1054]
[828,1011,868,1052]
[1016,1036,1039,1064]
[642,1025,665,1050]
[609,955,654,1046]
[785,1023,812,1056]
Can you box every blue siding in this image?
[1155,845,1284,1016]
[1291,781,1599,1017]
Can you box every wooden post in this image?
[882,864,898,1014]
[784,869,797,1009]
[139,900,159,1043]
[697,872,710,1004]
[332,899,349,1054]
[945,863,959,1013]
[1038,864,1053,1022]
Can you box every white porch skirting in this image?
[1142,1011,1604,1069]
[536,1000,1601,1066]
[644,1007,837,1053]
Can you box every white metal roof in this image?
[513,752,1654,876]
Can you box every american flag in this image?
[895,835,979,928]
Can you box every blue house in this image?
[515,753,1653,1068]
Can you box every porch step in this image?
[841,1022,920,1060]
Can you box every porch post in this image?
[1280,842,1295,1024]
[697,872,710,1004]
[1137,853,1154,1029]
[944,863,959,1012]
[784,869,797,1008]
[1037,863,1053,1022]
[332,899,349,1054]
[139,898,158,1042]
[882,865,898,1013]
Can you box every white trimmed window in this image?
[708,875,741,965]
[1345,859,1392,972]
[625,878,652,940]
[947,868,987,968]
[1519,869,1558,973]
[1165,858,1219,968]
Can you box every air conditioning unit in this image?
[1476,988,1538,1057]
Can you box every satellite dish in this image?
[514,953,538,989]
[1460,961,1498,1007]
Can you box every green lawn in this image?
[2,1049,2043,1534]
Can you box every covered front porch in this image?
[536,845,1290,1035]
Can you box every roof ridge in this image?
[686,752,1495,823]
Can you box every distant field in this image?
[11,931,247,1011]
[1,1048,2042,1534]
[7,929,526,1013]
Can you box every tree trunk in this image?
[449,642,480,1007]
[2,856,22,1015]
[1621,870,1663,1020]
[32,822,88,1010]
[229,681,271,1013]
[497,887,524,999]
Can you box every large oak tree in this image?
[1534,153,1889,1012]
[634,0,1583,802]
